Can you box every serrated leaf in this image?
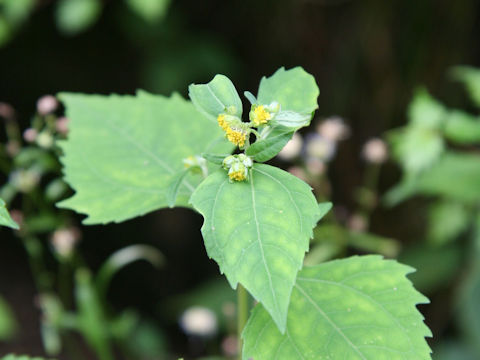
[243,255,432,360]
[188,74,242,121]
[246,127,294,162]
[58,91,233,224]
[444,110,480,144]
[450,66,480,107]
[190,164,324,332]
[0,198,19,229]
[257,67,319,114]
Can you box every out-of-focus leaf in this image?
[0,198,18,229]
[243,256,431,360]
[427,200,470,245]
[399,243,463,294]
[126,0,171,23]
[444,110,480,144]
[1,356,55,360]
[450,66,480,107]
[55,0,102,36]
[408,88,446,130]
[124,320,167,358]
[0,16,11,47]
[2,0,35,24]
[433,341,477,360]
[389,127,444,176]
[0,296,17,340]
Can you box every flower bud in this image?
[179,306,217,337]
[37,95,58,116]
[51,227,81,258]
[55,117,70,135]
[183,155,208,177]
[362,138,388,164]
[278,133,303,160]
[316,116,350,142]
[222,154,253,182]
[23,128,38,143]
[36,131,54,149]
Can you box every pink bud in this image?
[55,117,70,135]
[362,138,388,164]
[36,95,58,116]
[23,128,38,143]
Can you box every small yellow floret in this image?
[252,105,272,126]
[217,114,228,131]
[226,127,247,147]
[229,170,246,181]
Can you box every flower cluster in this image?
[222,154,253,182]
[217,114,249,148]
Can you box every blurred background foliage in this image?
[1,0,480,359]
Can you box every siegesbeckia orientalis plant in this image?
[55,67,432,359]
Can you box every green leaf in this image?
[408,88,446,130]
[55,0,102,36]
[272,111,311,128]
[1,356,54,360]
[243,255,432,360]
[201,153,229,165]
[58,91,233,224]
[257,67,319,114]
[389,127,444,176]
[389,152,480,204]
[444,110,480,144]
[0,296,17,340]
[244,91,257,105]
[0,198,19,229]
[188,74,243,121]
[427,200,470,245]
[125,0,171,23]
[166,169,191,208]
[246,127,294,162]
[190,164,323,332]
[450,66,480,107]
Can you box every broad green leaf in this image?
[246,127,294,162]
[450,66,480,107]
[126,0,171,23]
[408,88,446,130]
[272,111,311,128]
[0,296,17,340]
[55,0,102,36]
[243,255,432,360]
[257,67,319,114]
[188,75,242,121]
[190,164,324,332]
[0,198,19,229]
[58,91,233,224]
[444,110,480,144]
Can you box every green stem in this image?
[237,284,248,359]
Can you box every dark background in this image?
[1,0,480,358]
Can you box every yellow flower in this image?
[252,105,272,126]
[226,127,247,147]
[217,114,228,131]
[228,170,247,181]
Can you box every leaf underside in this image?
[58,91,233,224]
[190,164,323,333]
[243,255,432,360]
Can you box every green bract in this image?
[57,91,233,224]
[0,197,19,229]
[190,164,326,332]
[243,255,432,360]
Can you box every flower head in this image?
[249,102,280,127]
[222,154,253,182]
[217,114,249,148]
